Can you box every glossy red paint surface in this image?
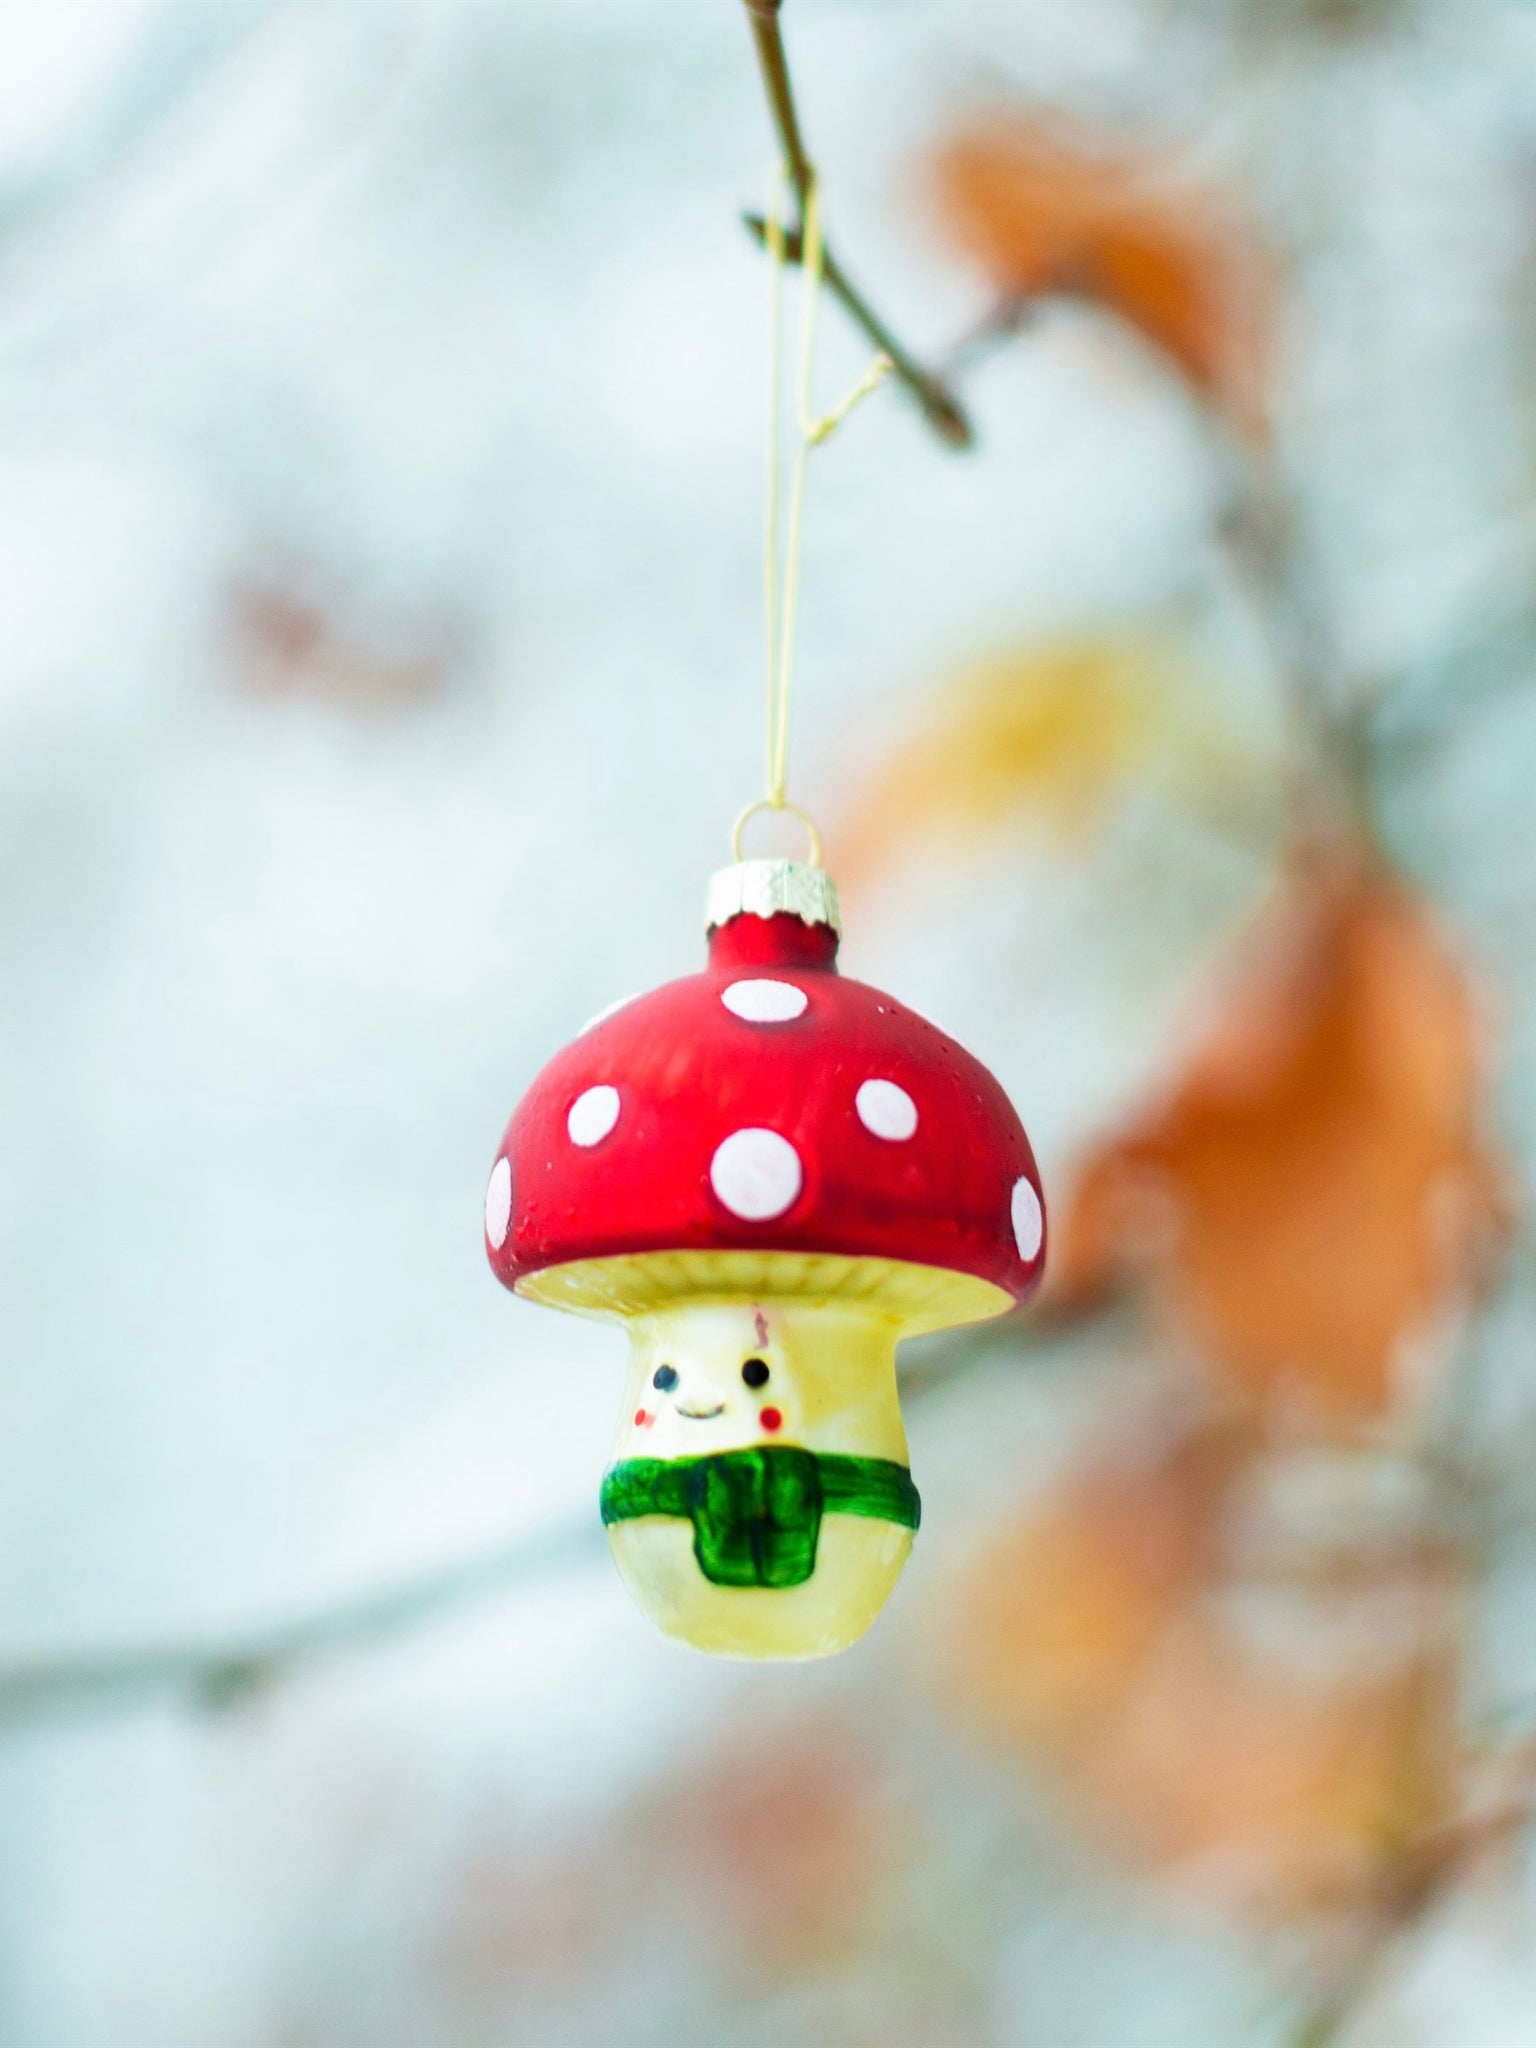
[486,904,1045,1300]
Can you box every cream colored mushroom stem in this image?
[604,1297,915,1660]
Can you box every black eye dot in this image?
[741,1357,770,1389]
[652,1365,678,1392]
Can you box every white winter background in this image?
[4,4,1536,2046]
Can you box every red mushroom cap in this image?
[484,865,1045,1317]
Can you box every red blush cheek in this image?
[634,1409,651,1428]
[759,1407,782,1433]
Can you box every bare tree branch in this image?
[740,0,973,450]
[0,1518,603,1727]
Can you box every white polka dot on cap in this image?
[1011,1176,1044,1260]
[485,1157,512,1249]
[710,1128,802,1220]
[568,1084,621,1147]
[855,1078,918,1141]
[720,979,808,1024]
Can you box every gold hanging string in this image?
[762,167,789,814]
[744,164,891,863]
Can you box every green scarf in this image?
[600,1445,920,1590]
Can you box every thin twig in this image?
[1214,442,1379,849]
[740,0,973,450]
[1274,1859,1433,2043]
[939,294,1039,377]
[1279,1720,1536,2044]
[0,1518,603,1727]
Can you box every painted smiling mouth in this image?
[676,1403,726,1420]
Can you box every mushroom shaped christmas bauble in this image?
[485,859,1045,1659]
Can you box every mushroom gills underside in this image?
[516,1248,1012,1335]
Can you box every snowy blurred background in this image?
[5,1,1536,2043]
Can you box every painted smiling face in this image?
[621,1304,797,1459]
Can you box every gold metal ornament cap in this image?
[704,858,842,938]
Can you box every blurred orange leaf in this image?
[838,637,1268,882]
[941,1424,1238,1758]
[932,121,1271,437]
[1050,851,1509,1420]
[943,1426,1461,1915]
